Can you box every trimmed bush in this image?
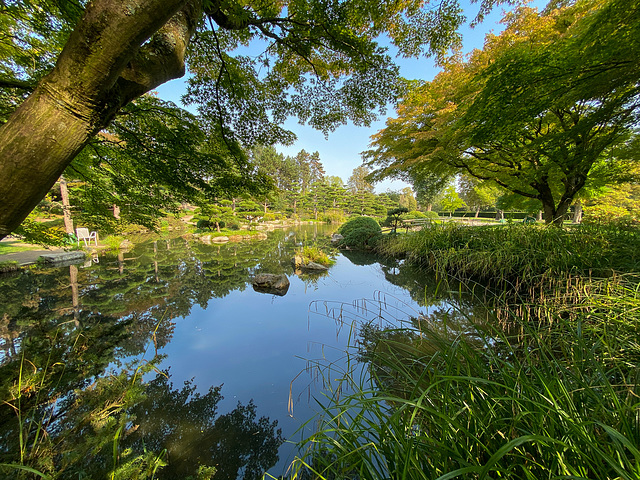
[196,219,214,230]
[337,216,382,249]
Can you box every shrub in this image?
[406,210,426,218]
[196,219,214,230]
[337,216,382,249]
[583,204,634,224]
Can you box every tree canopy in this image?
[365,0,640,224]
[0,0,492,238]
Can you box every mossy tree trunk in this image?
[0,0,200,239]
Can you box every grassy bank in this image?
[291,222,640,479]
[376,222,640,286]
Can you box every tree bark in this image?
[59,177,74,234]
[573,200,583,224]
[0,0,201,239]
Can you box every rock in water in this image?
[303,262,328,271]
[252,273,290,296]
[291,255,304,268]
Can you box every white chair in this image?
[76,227,98,246]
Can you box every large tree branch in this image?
[0,0,204,238]
[0,77,36,91]
[50,0,189,103]
[116,1,201,107]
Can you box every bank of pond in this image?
[0,222,638,479]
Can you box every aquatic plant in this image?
[104,235,125,251]
[290,286,640,479]
[299,246,335,267]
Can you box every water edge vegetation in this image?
[288,220,640,479]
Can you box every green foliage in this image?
[196,219,215,231]
[65,96,272,231]
[321,209,346,224]
[337,216,382,249]
[583,204,633,224]
[0,260,19,273]
[105,235,125,251]
[299,246,335,267]
[292,282,640,479]
[385,207,409,233]
[12,214,70,247]
[366,0,640,224]
[406,210,425,218]
[347,165,375,194]
[437,185,466,216]
[377,222,640,290]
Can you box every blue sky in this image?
[156,1,546,192]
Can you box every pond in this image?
[0,224,480,479]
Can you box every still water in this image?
[0,225,475,479]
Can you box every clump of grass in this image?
[291,287,640,480]
[104,235,125,251]
[0,260,19,273]
[300,246,334,266]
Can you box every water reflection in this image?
[123,375,283,480]
[0,225,483,478]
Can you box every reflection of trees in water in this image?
[125,375,283,480]
[0,228,333,362]
[341,247,490,326]
[0,311,283,479]
[339,249,378,266]
[311,251,492,403]
[0,230,347,478]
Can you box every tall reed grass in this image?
[376,222,640,288]
[290,222,640,479]
[290,286,640,480]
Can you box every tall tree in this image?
[399,186,418,211]
[439,185,466,217]
[347,165,375,194]
[366,0,640,224]
[0,0,480,239]
[458,175,501,216]
[293,150,325,193]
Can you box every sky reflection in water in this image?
[0,225,475,478]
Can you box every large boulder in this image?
[252,273,290,296]
[330,233,344,245]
